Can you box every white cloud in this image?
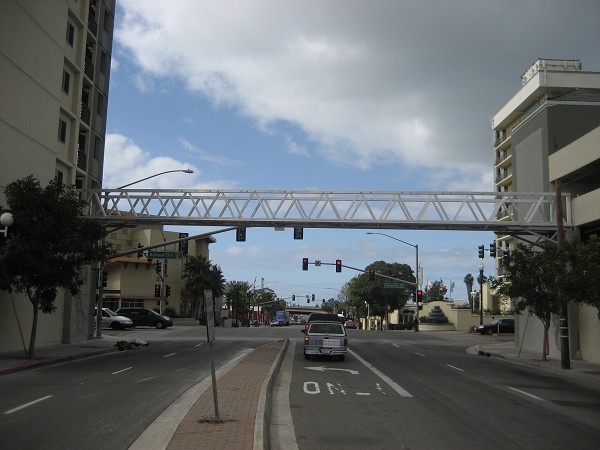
[104,133,238,189]
[113,1,473,173]
[178,138,241,166]
[284,136,310,158]
[115,0,600,193]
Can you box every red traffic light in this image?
[335,259,342,272]
[369,269,375,280]
[302,258,309,270]
[417,289,423,302]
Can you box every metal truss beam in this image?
[81,189,570,234]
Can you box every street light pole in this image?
[479,263,484,325]
[96,169,194,338]
[366,232,420,331]
[115,169,193,189]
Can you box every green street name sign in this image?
[147,251,183,259]
[384,282,403,289]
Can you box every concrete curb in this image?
[254,338,289,450]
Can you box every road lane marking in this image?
[356,392,371,396]
[327,382,346,395]
[303,382,320,394]
[415,352,426,357]
[137,377,158,383]
[305,366,359,375]
[112,367,133,375]
[348,349,413,398]
[375,383,386,395]
[195,343,203,347]
[447,364,464,372]
[164,353,177,358]
[3,395,52,415]
[507,386,545,401]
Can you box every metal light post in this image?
[114,169,193,189]
[366,232,420,331]
[479,263,484,325]
[257,279,278,326]
[96,169,194,337]
[1,212,14,237]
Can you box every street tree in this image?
[260,295,284,324]
[464,273,474,308]
[561,235,600,320]
[183,255,224,324]
[426,280,447,302]
[493,243,561,360]
[347,260,414,322]
[0,176,110,359]
[224,281,252,326]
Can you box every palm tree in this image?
[225,281,252,326]
[183,255,213,323]
[464,273,474,309]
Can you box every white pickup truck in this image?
[303,321,347,361]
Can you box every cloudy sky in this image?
[104,0,600,304]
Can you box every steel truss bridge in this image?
[82,189,570,239]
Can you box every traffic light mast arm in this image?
[108,227,239,260]
[318,261,416,286]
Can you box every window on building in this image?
[103,8,112,32]
[55,169,64,184]
[94,136,102,159]
[58,119,67,143]
[66,22,75,46]
[96,94,104,116]
[100,51,108,75]
[62,70,70,94]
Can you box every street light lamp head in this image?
[183,169,194,174]
[1,212,14,238]
[1,212,14,227]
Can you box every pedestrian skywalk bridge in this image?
[81,189,569,236]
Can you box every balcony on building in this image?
[88,0,98,37]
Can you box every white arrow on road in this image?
[305,366,359,375]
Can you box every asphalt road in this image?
[284,329,600,449]
[2,326,599,450]
[0,326,273,450]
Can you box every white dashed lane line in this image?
[507,386,545,401]
[3,395,53,415]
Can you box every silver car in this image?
[96,308,134,330]
[304,321,347,361]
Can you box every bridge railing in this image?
[81,189,569,233]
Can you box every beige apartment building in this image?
[103,225,217,317]
[491,59,600,363]
[0,0,115,352]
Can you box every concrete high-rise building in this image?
[491,59,600,362]
[0,0,116,351]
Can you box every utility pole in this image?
[556,179,570,369]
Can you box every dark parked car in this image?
[116,308,173,329]
[476,318,514,335]
[303,312,342,333]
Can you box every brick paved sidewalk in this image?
[166,340,286,450]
